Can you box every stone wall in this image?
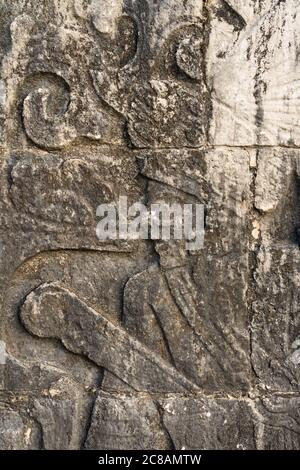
[0,0,300,450]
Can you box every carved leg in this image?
[20,283,198,394]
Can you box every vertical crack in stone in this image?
[154,401,176,450]
[248,149,262,387]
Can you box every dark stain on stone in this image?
[214,0,247,32]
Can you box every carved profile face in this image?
[90,0,211,147]
[146,179,201,267]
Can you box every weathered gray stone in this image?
[0,0,299,451]
[0,409,25,450]
[31,377,95,450]
[159,397,256,450]
[20,282,199,393]
[209,0,300,147]
[85,392,170,450]
[251,150,300,391]
[0,397,41,450]
[254,395,300,450]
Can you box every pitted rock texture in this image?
[0,0,300,450]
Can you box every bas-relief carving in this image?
[0,151,143,256]
[1,0,254,150]
[251,151,300,391]
[19,0,210,149]
[2,148,253,448]
[2,0,297,149]
[0,0,300,451]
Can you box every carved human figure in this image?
[17,155,204,395]
[19,156,249,448]
[20,176,203,449]
[12,1,250,448]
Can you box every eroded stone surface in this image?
[85,392,170,450]
[0,397,41,450]
[254,395,300,450]
[159,397,256,450]
[251,149,300,392]
[0,409,26,450]
[0,0,299,450]
[209,0,300,146]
